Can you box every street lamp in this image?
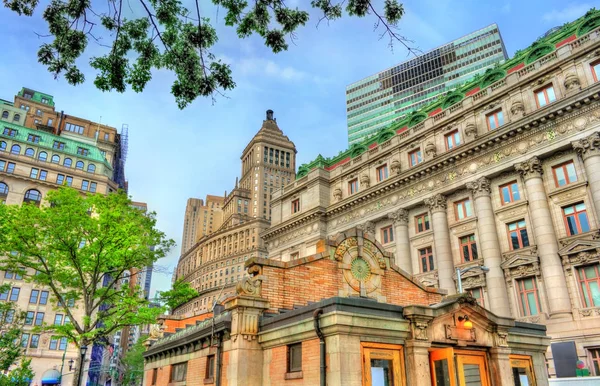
[68,358,74,371]
[456,266,489,293]
[77,345,88,386]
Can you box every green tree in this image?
[121,335,147,386]
[2,0,412,108]
[157,278,198,312]
[0,358,34,386]
[0,188,174,386]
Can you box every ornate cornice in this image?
[514,156,543,181]
[388,208,409,225]
[424,193,447,213]
[466,177,491,198]
[572,131,600,161]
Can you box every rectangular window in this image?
[170,362,187,382]
[205,355,215,380]
[54,314,63,325]
[409,149,422,167]
[4,271,13,279]
[290,252,299,260]
[27,134,40,143]
[460,234,478,262]
[39,291,48,305]
[381,225,394,244]
[104,133,109,141]
[77,147,89,156]
[535,85,556,107]
[292,199,300,214]
[563,202,590,236]
[0,161,5,172]
[288,343,302,373]
[455,199,473,220]
[499,181,520,205]
[0,287,7,301]
[20,333,29,348]
[39,170,47,181]
[65,123,84,134]
[3,128,17,137]
[25,311,34,325]
[81,180,89,191]
[49,337,58,350]
[516,277,541,316]
[553,161,577,187]
[419,247,434,272]
[415,213,430,233]
[577,264,600,308]
[348,179,359,195]
[34,312,44,326]
[590,348,600,376]
[65,176,73,187]
[445,130,461,150]
[30,334,39,348]
[56,174,64,185]
[151,369,158,385]
[29,290,39,304]
[9,287,20,301]
[90,182,97,193]
[30,168,39,179]
[507,220,530,250]
[593,61,600,83]
[469,287,484,307]
[510,355,536,386]
[47,118,53,126]
[376,165,389,182]
[59,337,67,350]
[486,109,504,130]
[6,162,15,174]
[53,141,65,150]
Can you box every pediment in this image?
[501,254,539,270]
[558,239,600,256]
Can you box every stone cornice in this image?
[262,206,326,241]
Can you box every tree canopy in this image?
[157,278,198,312]
[2,0,411,108]
[0,188,174,386]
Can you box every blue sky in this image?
[0,0,593,296]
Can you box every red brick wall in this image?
[267,338,321,386]
[161,312,213,334]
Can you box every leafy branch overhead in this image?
[3,0,413,108]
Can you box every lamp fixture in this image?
[68,358,74,371]
[458,315,473,329]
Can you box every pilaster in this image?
[424,194,455,294]
[573,132,600,221]
[404,340,432,386]
[488,347,513,386]
[388,208,411,273]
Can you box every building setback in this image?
[180,196,225,256]
[346,23,507,145]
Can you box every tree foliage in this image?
[0,358,34,386]
[121,335,147,386]
[157,278,198,312]
[3,0,412,108]
[0,188,174,385]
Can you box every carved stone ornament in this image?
[360,173,370,189]
[424,193,447,212]
[390,159,401,175]
[425,142,437,157]
[411,321,430,340]
[388,208,409,225]
[495,331,509,347]
[236,266,264,297]
[572,131,600,161]
[333,187,343,202]
[148,324,164,339]
[465,122,478,138]
[361,220,376,236]
[514,156,543,180]
[466,176,491,198]
[510,99,525,119]
[564,72,581,93]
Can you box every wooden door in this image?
[456,353,490,386]
[430,347,457,386]
[361,343,405,386]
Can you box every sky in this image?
[0,0,593,297]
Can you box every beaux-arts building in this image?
[144,9,600,386]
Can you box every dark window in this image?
[1,111,7,119]
[3,128,17,136]
[292,199,300,214]
[205,355,215,380]
[25,311,34,325]
[30,334,39,348]
[151,369,158,385]
[53,141,65,150]
[27,134,40,143]
[170,362,187,382]
[590,348,600,376]
[288,343,302,372]
[381,225,394,244]
[507,220,530,250]
[24,189,42,206]
[563,203,590,236]
[420,247,434,272]
[460,234,478,262]
[20,333,29,348]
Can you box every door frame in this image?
[360,342,406,386]
[455,350,490,386]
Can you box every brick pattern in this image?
[267,338,321,386]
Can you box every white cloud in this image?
[235,57,308,81]
[542,4,591,24]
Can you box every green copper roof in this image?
[297,7,600,178]
[0,99,13,107]
[17,87,55,107]
[0,121,112,169]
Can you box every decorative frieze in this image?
[514,156,543,180]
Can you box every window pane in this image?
[497,111,504,125]
[566,216,578,235]
[589,281,600,306]
[555,168,566,186]
[523,278,533,290]
[510,232,519,249]
[488,115,495,129]
[527,293,538,315]
[563,206,575,215]
[537,92,546,107]
[520,229,529,247]
[547,87,556,102]
[501,187,511,204]
[511,184,520,201]
[565,162,577,183]
[465,201,472,217]
[471,244,478,260]
[429,255,435,270]
[463,245,470,261]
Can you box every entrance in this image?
[361,342,405,386]
[430,348,490,386]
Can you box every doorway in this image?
[430,348,490,386]
[361,342,405,386]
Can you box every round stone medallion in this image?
[351,257,371,281]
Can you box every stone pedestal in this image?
[405,340,432,386]
[515,157,572,318]
[388,209,412,273]
[425,194,456,294]
[489,347,513,386]
[466,177,511,317]
[573,132,600,220]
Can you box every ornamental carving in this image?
[412,321,430,340]
[495,331,509,347]
[572,131,600,161]
[424,193,447,212]
[390,159,401,175]
[466,177,491,198]
[333,187,342,202]
[514,156,543,180]
[510,99,525,119]
[236,274,264,297]
[564,72,581,93]
[359,220,376,236]
[465,122,478,138]
[388,208,409,225]
[334,236,384,295]
[360,173,370,189]
[462,276,485,289]
[579,307,600,317]
[425,142,437,157]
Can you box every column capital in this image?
[388,208,409,225]
[514,156,543,180]
[572,132,600,161]
[424,193,447,213]
[466,177,491,198]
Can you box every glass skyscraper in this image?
[346,24,508,145]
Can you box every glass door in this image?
[456,352,490,386]
[510,355,536,386]
[361,343,405,386]
[430,348,456,386]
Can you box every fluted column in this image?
[515,157,572,318]
[573,132,600,221]
[466,177,511,317]
[388,209,411,273]
[424,194,455,294]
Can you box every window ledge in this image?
[285,371,303,380]
[203,377,214,384]
[547,180,587,198]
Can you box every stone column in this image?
[573,132,600,221]
[424,194,455,294]
[388,209,412,273]
[466,177,511,317]
[515,157,572,318]
[488,347,513,386]
[405,340,432,386]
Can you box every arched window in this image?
[87,164,95,173]
[63,158,72,167]
[10,145,20,155]
[0,141,6,151]
[12,114,20,122]
[51,155,60,164]
[76,161,84,170]
[0,182,8,198]
[25,148,35,157]
[1,111,8,119]
[23,189,42,206]
[38,152,47,162]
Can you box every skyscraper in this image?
[346,24,507,144]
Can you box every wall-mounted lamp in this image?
[458,315,473,329]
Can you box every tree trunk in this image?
[71,351,85,386]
